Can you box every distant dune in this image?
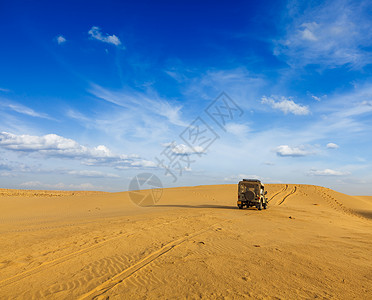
[0,188,107,197]
[0,184,371,299]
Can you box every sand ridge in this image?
[0,184,371,299]
[0,188,107,197]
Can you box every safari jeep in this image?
[237,179,267,210]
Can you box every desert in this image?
[1,184,371,299]
[2,1,372,299]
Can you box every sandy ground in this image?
[0,184,371,299]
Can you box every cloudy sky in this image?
[1,0,372,194]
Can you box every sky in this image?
[0,0,372,194]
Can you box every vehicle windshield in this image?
[240,183,259,194]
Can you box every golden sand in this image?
[0,184,371,299]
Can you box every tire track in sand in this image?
[267,185,288,203]
[316,187,369,221]
[77,223,223,300]
[278,186,297,206]
[0,231,133,289]
[0,218,182,288]
[41,255,133,298]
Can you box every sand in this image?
[0,184,371,299]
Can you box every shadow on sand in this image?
[356,210,372,220]
[151,204,259,210]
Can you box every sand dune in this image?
[0,184,371,299]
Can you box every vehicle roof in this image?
[238,179,264,187]
[239,179,262,184]
[242,179,261,182]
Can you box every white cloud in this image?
[305,89,372,138]
[67,170,119,178]
[338,101,372,118]
[0,132,154,168]
[0,158,122,178]
[88,26,122,46]
[20,181,96,190]
[0,171,17,177]
[301,22,318,41]
[0,87,10,92]
[56,35,66,44]
[308,169,350,176]
[261,96,310,115]
[225,123,250,136]
[326,142,339,149]
[275,145,313,157]
[66,109,91,123]
[20,181,45,187]
[275,0,372,68]
[185,68,266,105]
[165,70,186,82]
[89,83,187,127]
[0,158,45,174]
[224,174,262,182]
[0,101,52,119]
[311,95,321,101]
[162,142,205,155]
[129,160,157,168]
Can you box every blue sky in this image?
[1,0,372,194]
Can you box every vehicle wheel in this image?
[238,205,243,209]
[258,201,263,210]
